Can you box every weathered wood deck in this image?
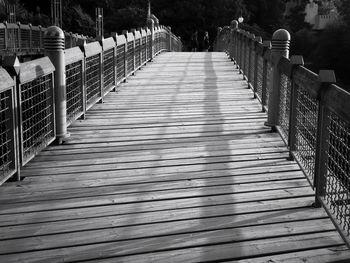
[1,52,350,262]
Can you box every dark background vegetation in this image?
[0,0,349,88]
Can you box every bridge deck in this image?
[1,52,350,262]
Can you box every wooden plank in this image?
[236,246,350,263]
[25,147,289,168]
[0,206,328,240]
[21,159,296,180]
[10,166,300,191]
[0,232,344,263]
[33,139,284,161]
[0,219,336,255]
[21,162,299,184]
[43,132,281,151]
[0,179,309,213]
[0,170,305,202]
[0,192,314,226]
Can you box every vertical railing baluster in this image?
[230,20,238,61]
[314,70,337,207]
[239,31,243,72]
[17,22,21,51]
[122,30,128,80]
[2,55,20,181]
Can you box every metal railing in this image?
[0,25,182,185]
[19,58,56,166]
[0,67,17,185]
[0,22,93,55]
[215,22,350,247]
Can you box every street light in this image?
[238,7,244,23]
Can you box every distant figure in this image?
[202,31,210,52]
[191,31,198,52]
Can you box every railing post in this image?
[2,55,21,181]
[247,33,255,85]
[147,18,154,61]
[265,29,291,129]
[237,30,242,69]
[17,22,21,50]
[242,31,248,78]
[144,27,148,61]
[137,27,143,65]
[261,40,271,112]
[4,21,8,51]
[230,20,238,62]
[314,70,336,207]
[239,31,245,74]
[288,55,304,160]
[98,38,105,102]
[131,28,136,74]
[38,25,42,51]
[29,23,33,51]
[77,38,87,119]
[44,26,69,144]
[122,30,128,80]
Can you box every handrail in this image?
[215,22,350,247]
[0,25,182,185]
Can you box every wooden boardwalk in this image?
[0,52,350,262]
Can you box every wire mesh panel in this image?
[85,54,101,108]
[294,83,319,184]
[103,48,115,94]
[20,74,55,165]
[265,61,273,109]
[162,32,167,50]
[141,36,147,63]
[0,90,16,181]
[39,28,46,49]
[31,28,41,51]
[7,26,19,50]
[256,55,264,100]
[171,38,176,52]
[64,34,72,49]
[0,25,5,51]
[127,42,134,75]
[156,32,161,53]
[135,39,141,69]
[278,74,292,141]
[116,44,126,83]
[20,27,31,50]
[244,44,250,77]
[323,112,350,236]
[66,61,83,125]
[148,35,152,59]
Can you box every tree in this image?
[336,0,350,28]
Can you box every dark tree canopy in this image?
[1,0,349,86]
[0,0,288,47]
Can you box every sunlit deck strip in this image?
[0,52,349,262]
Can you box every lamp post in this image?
[238,16,244,23]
